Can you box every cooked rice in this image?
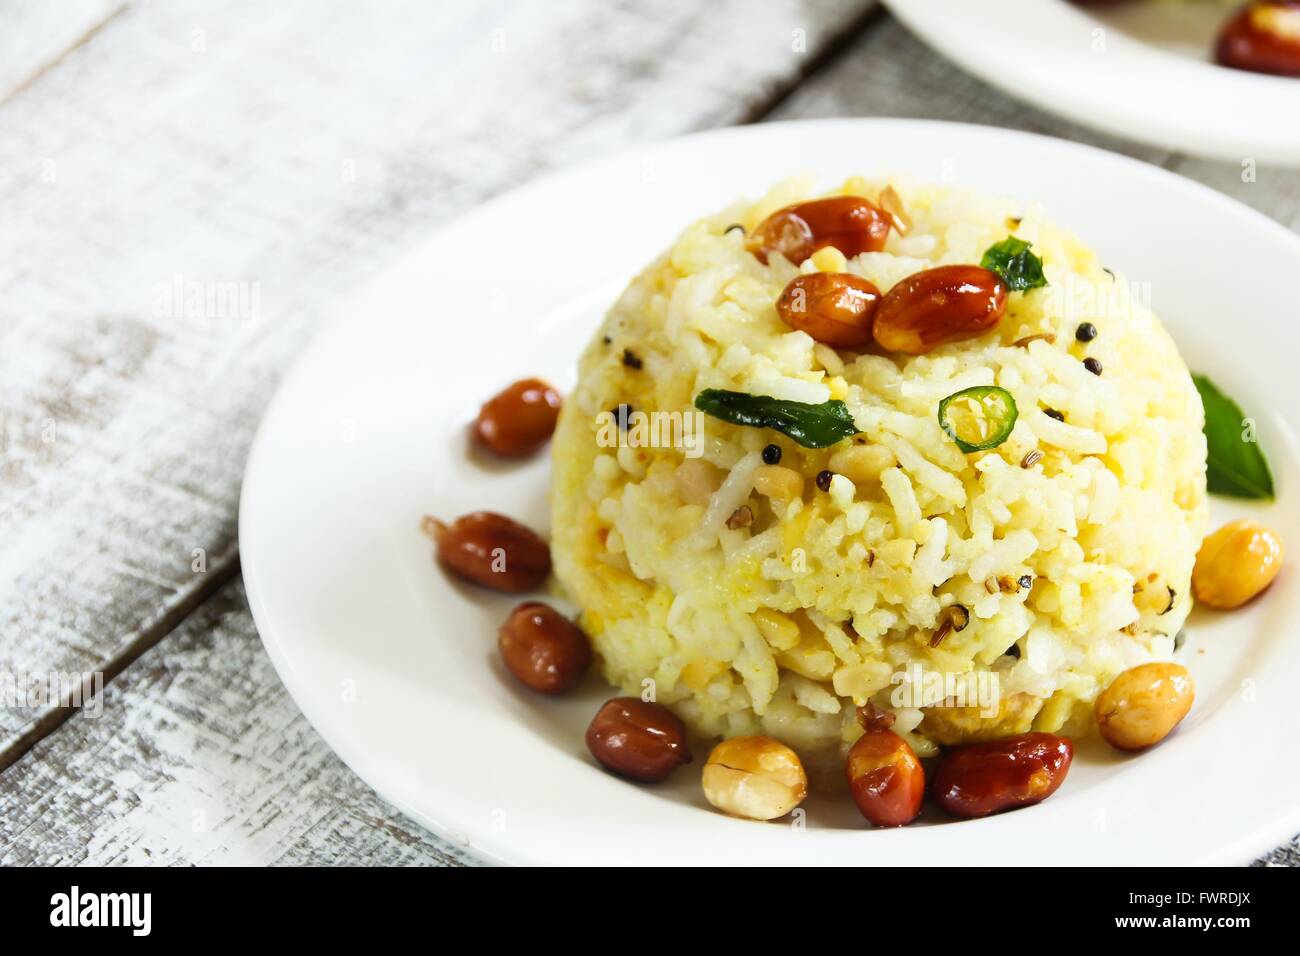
[550,175,1207,767]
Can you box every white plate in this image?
[885,0,1300,165]
[240,119,1300,866]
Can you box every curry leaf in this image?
[694,389,858,449]
[980,237,1047,292]
[1192,374,1274,500]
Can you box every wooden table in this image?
[1,0,1294,866]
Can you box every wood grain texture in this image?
[0,0,877,863]
[0,0,127,106]
[0,578,477,866]
[0,0,875,755]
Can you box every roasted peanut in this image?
[472,378,562,458]
[1215,1,1300,76]
[586,697,692,782]
[845,728,925,827]
[872,265,1007,355]
[747,196,891,266]
[1095,662,1194,751]
[702,736,808,820]
[422,511,551,592]
[498,602,591,694]
[931,732,1073,819]
[776,273,881,349]
[1192,519,1284,609]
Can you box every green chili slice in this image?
[938,385,1018,453]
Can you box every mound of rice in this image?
[550,175,1207,767]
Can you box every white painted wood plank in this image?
[0,0,125,104]
[0,0,877,753]
[0,578,478,866]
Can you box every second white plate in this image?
[886,0,1300,165]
